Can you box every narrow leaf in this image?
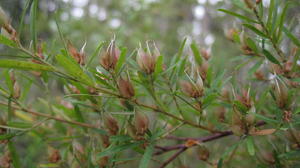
[262,49,280,65]
[115,47,127,74]
[139,143,154,168]
[30,0,38,51]
[0,34,17,47]
[56,54,93,86]
[243,24,268,38]
[97,142,143,158]
[153,55,163,79]
[0,59,55,71]
[246,137,255,156]
[283,27,300,47]
[218,9,258,23]
[190,43,202,65]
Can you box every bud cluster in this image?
[100,39,120,71]
[136,42,160,74]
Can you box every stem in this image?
[0,101,99,129]
[252,7,285,61]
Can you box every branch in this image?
[155,121,266,167]
[0,101,99,129]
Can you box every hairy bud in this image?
[10,72,20,99]
[100,39,120,71]
[48,149,61,163]
[201,49,210,60]
[103,114,119,135]
[100,134,110,148]
[180,78,204,98]
[135,112,149,136]
[118,77,135,98]
[68,41,85,65]
[274,81,288,109]
[256,0,262,4]
[197,146,210,161]
[244,0,254,9]
[136,43,160,74]
[226,28,239,42]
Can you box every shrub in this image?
[0,0,299,167]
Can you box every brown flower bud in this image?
[136,43,159,74]
[67,41,85,65]
[236,88,252,109]
[100,134,110,148]
[103,114,119,135]
[231,125,244,136]
[127,123,137,139]
[180,78,204,98]
[244,0,254,9]
[226,28,239,42]
[241,45,255,55]
[256,0,262,4]
[100,39,119,71]
[260,151,275,165]
[215,107,226,122]
[0,152,11,168]
[135,112,149,136]
[198,60,209,80]
[2,24,18,42]
[254,69,266,80]
[197,146,210,161]
[245,113,255,125]
[201,49,210,60]
[98,156,109,168]
[118,77,135,98]
[284,60,293,73]
[48,149,61,163]
[283,110,292,122]
[10,72,20,99]
[274,81,288,108]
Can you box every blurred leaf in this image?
[97,141,143,158]
[262,49,280,65]
[30,0,38,51]
[253,113,278,124]
[0,59,55,71]
[0,133,16,140]
[218,9,258,23]
[267,0,275,29]
[154,55,163,79]
[115,47,127,74]
[217,158,223,168]
[243,24,268,38]
[190,43,202,65]
[283,27,300,47]
[139,143,154,168]
[86,41,105,67]
[246,136,255,156]
[8,141,21,168]
[56,54,93,85]
[0,35,17,47]
[276,2,290,41]
[245,37,258,54]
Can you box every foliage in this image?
[0,0,299,167]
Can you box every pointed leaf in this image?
[263,49,280,65]
[0,59,55,71]
[190,43,202,65]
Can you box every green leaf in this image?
[267,0,275,29]
[115,47,127,74]
[0,133,16,140]
[8,141,21,168]
[30,0,38,51]
[177,37,187,60]
[190,43,202,65]
[283,27,300,47]
[217,158,223,168]
[153,55,163,79]
[56,54,93,86]
[97,141,143,158]
[262,49,280,65]
[0,59,55,71]
[139,143,154,168]
[245,37,258,54]
[243,24,268,38]
[253,113,279,124]
[218,9,258,23]
[246,136,255,156]
[0,34,17,47]
[86,41,105,67]
[276,2,290,41]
